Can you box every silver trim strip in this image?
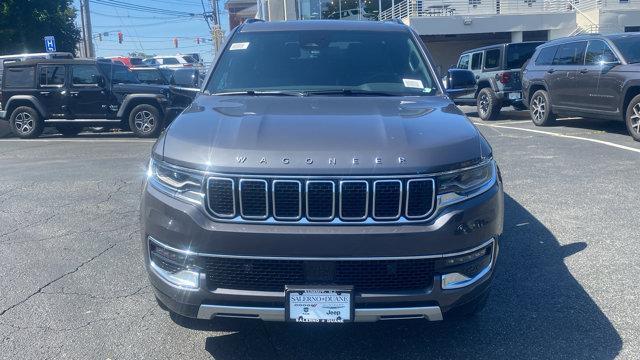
[238,179,268,220]
[339,180,369,221]
[372,180,402,220]
[196,304,443,322]
[272,180,302,221]
[305,180,335,221]
[148,236,495,261]
[206,177,236,218]
[405,178,436,219]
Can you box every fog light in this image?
[149,238,200,289]
[440,240,494,290]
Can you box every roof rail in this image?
[245,18,265,24]
[384,19,405,25]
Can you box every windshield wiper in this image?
[213,90,305,96]
[304,89,401,96]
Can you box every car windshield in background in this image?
[99,63,140,84]
[182,55,197,63]
[135,70,167,84]
[206,30,437,96]
[610,35,640,64]
[130,58,144,66]
[506,43,540,69]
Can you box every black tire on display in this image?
[624,94,640,142]
[529,90,556,126]
[56,125,83,137]
[128,104,163,138]
[476,88,502,121]
[9,106,44,139]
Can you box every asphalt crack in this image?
[0,243,117,317]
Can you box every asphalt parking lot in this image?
[1,107,639,359]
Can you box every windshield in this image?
[506,43,541,69]
[610,35,640,64]
[206,30,438,96]
[135,70,166,84]
[182,55,197,63]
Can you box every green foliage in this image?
[0,0,81,55]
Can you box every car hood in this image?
[158,95,489,175]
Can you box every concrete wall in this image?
[408,12,576,35]
[599,9,640,33]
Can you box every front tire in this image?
[477,88,501,121]
[529,90,556,126]
[9,106,44,139]
[128,104,162,138]
[625,94,640,142]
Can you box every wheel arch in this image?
[474,79,497,98]
[5,96,46,118]
[527,83,548,106]
[117,94,165,119]
[621,83,640,121]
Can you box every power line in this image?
[92,0,201,17]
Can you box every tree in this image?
[0,0,81,55]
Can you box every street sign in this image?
[44,36,56,53]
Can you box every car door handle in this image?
[579,68,588,74]
[39,91,51,96]
[547,69,555,74]
[69,91,79,97]
[475,75,480,79]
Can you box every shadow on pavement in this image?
[174,194,622,359]
[551,118,629,136]
[464,107,532,121]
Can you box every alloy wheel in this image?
[479,93,489,116]
[631,103,640,135]
[531,95,546,123]
[14,112,34,135]
[134,110,155,133]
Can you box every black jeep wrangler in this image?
[454,42,543,120]
[0,59,189,138]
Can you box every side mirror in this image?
[444,69,476,99]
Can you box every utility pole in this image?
[79,0,95,58]
[210,0,223,55]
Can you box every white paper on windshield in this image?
[229,42,250,50]
[403,78,424,89]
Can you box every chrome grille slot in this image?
[239,179,268,219]
[207,177,235,218]
[373,180,402,220]
[406,179,436,219]
[272,180,302,220]
[306,181,335,221]
[339,181,368,220]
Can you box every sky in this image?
[73,0,231,64]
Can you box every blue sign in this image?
[44,36,56,53]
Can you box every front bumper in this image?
[142,177,503,322]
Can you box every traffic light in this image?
[173,37,178,48]
[196,37,200,44]
[98,33,102,41]
[117,32,123,44]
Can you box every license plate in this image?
[508,92,522,100]
[286,287,353,323]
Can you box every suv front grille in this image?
[205,176,435,223]
[204,258,435,292]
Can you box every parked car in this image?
[154,55,202,70]
[131,67,171,85]
[142,20,503,324]
[132,67,202,88]
[454,41,544,120]
[0,59,187,138]
[522,33,640,141]
[108,56,145,68]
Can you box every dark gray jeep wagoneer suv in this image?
[141,20,504,323]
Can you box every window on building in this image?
[471,52,483,70]
[535,46,557,65]
[484,49,501,69]
[4,67,35,88]
[469,0,481,5]
[38,65,65,87]
[72,65,101,85]
[585,40,617,65]
[553,41,587,65]
[457,54,470,69]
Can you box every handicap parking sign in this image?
[44,36,56,53]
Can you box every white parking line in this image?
[474,122,640,154]
[0,138,155,143]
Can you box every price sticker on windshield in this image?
[403,78,424,89]
[230,42,250,51]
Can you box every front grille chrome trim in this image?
[305,180,336,221]
[405,178,436,219]
[238,179,269,220]
[372,180,403,220]
[272,180,302,221]
[206,177,236,218]
[339,180,369,221]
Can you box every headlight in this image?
[436,160,496,206]
[147,158,205,204]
